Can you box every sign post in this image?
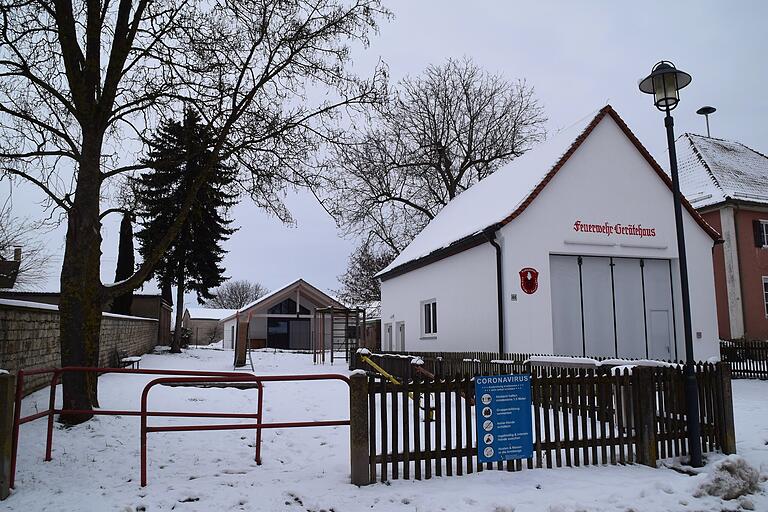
[475,374,532,463]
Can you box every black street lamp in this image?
[639,60,703,468]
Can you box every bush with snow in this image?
[694,455,760,500]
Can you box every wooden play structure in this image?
[313,306,367,364]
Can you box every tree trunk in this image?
[170,267,185,353]
[58,131,104,424]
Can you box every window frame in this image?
[420,298,438,339]
[762,221,768,248]
[763,276,768,318]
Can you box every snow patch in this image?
[356,348,371,356]
[694,455,761,500]
[527,356,601,367]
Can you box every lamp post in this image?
[638,60,703,468]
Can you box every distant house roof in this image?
[185,307,238,321]
[220,278,343,322]
[677,133,768,209]
[378,105,719,281]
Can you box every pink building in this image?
[678,134,768,341]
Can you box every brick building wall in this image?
[735,208,768,340]
[0,301,158,395]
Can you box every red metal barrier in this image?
[11,366,262,488]
[139,373,351,486]
[11,366,351,489]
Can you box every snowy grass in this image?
[5,348,768,511]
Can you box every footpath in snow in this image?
[5,348,768,512]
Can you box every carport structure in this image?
[220,279,343,367]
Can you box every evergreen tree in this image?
[336,242,395,305]
[110,213,135,315]
[135,110,238,352]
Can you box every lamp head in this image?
[639,61,691,111]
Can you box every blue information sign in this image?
[475,374,533,463]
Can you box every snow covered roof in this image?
[0,298,59,311]
[185,307,237,320]
[219,278,342,322]
[0,298,157,321]
[677,133,768,208]
[378,105,720,280]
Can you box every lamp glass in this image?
[653,72,679,110]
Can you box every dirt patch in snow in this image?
[694,455,761,500]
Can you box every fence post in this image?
[716,362,737,455]
[634,367,657,467]
[349,371,370,486]
[0,371,14,500]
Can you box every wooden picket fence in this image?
[361,363,735,483]
[720,341,768,379]
[353,351,535,379]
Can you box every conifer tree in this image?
[110,213,135,315]
[135,110,237,352]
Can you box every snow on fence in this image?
[720,341,768,380]
[359,363,735,483]
[353,350,691,381]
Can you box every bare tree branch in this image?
[313,57,546,255]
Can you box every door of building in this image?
[384,323,393,351]
[550,255,676,359]
[395,321,405,351]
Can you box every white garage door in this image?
[550,255,676,360]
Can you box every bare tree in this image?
[0,0,389,422]
[335,241,394,305]
[206,279,270,309]
[0,202,51,289]
[315,57,546,254]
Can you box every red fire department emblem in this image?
[519,267,539,294]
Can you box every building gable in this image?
[379,105,719,281]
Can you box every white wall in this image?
[381,115,720,361]
[222,318,237,349]
[380,243,498,352]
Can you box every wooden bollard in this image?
[349,371,370,486]
[716,362,737,455]
[0,371,14,500]
[634,367,658,467]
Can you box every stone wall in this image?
[0,300,158,395]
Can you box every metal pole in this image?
[664,110,703,467]
[0,372,14,500]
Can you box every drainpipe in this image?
[484,227,504,354]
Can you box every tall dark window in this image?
[763,222,768,248]
[422,299,437,336]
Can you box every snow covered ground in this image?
[5,348,768,511]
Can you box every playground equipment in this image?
[356,349,439,418]
[313,306,367,364]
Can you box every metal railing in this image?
[11,366,350,488]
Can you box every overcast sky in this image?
[3,0,767,305]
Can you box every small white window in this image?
[763,277,768,318]
[384,323,393,351]
[421,299,438,338]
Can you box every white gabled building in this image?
[377,105,721,361]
